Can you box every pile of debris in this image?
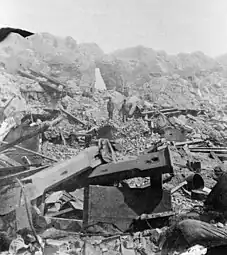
[2,32,227,255]
[0,88,226,255]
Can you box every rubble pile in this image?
[41,142,80,161]
[1,86,227,255]
[112,119,159,155]
[1,31,227,255]
[0,32,96,92]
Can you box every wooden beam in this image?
[44,217,82,232]
[171,181,187,194]
[29,68,65,88]
[210,151,223,164]
[48,207,74,217]
[190,149,227,153]
[190,147,227,150]
[1,141,58,162]
[174,139,204,147]
[0,165,39,177]
[17,70,63,93]
[0,165,49,186]
[39,80,62,93]
[142,108,179,116]
[60,107,86,126]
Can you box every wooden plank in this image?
[175,139,204,147]
[29,68,65,88]
[0,165,49,186]
[0,165,31,177]
[210,151,222,163]
[190,147,227,150]
[17,70,36,80]
[39,80,62,93]
[139,211,175,220]
[60,107,86,126]
[171,181,187,194]
[0,154,21,167]
[142,108,179,116]
[48,208,74,217]
[214,153,227,160]
[45,217,82,232]
[16,203,32,231]
[1,141,57,162]
[3,95,16,111]
[18,70,63,94]
[158,110,176,128]
[190,149,227,153]
[163,111,181,115]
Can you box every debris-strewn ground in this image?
[1,30,227,255]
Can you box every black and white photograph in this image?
[0,1,226,254]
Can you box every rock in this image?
[179,245,207,255]
[123,237,134,249]
[149,229,162,245]
[217,222,224,228]
[101,247,108,252]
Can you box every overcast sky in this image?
[0,0,227,57]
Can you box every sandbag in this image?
[205,173,227,212]
[161,219,227,255]
[178,220,227,247]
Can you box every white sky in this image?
[0,0,227,56]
